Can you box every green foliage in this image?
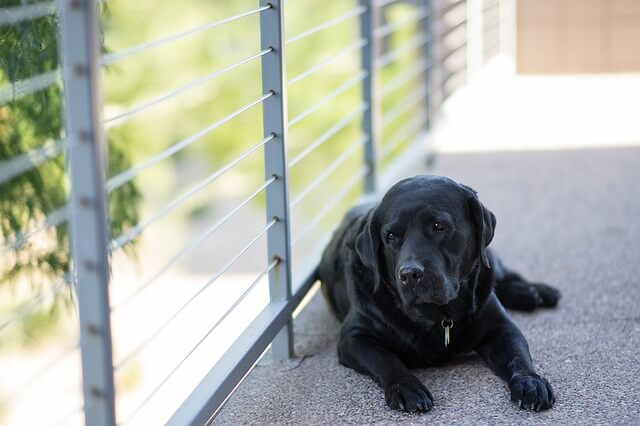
[0,6,67,285]
[0,0,424,343]
[0,3,140,335]
[96,0,425,256]
[0,291,70,349]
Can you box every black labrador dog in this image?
[318,175,560,413]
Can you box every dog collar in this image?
[441,319,454,348]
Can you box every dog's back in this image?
[318,202,376,321]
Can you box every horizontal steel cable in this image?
[483,1,499,12]
[442,67,467,97]
[0,2,56,26]
[0,138,66,185]
[292,166,368,246]
[375,0,402,8]
[381,84,428,128]
[441,17,467,37]
[109,136,274,251]
[121,258,278,424]
[101,5,272,65]
[374,7,430,39]
[0,274,71,334]
[382,114,427,158]
[376,31,430,69]
[111,176,277,311]
[106,91,274,195]
[379,58,429,99]
[483,38,500,53]
[285,6,366,45]
[0,70,60,105]
[110,154,276,252]
[442,41,467,62]
[290,136,366,208]
[113,218,278,373]
[288,38,367,86]
[443,61,468,81]
[483,16,501,32]
[288,103,367,168]
[103,48,273,127]
[442,0,466,15]
[2,204,69,254]
[288,71,367,128]
[110,133,271,196]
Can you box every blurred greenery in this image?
[0,0,427,344]
[0,0,140,346]
[0,3,68,286]
[116,361,142,392]
[100,0,426,247]
[0,293,66,349]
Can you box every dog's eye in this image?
[433,222,446,232]
[386,232,397,242]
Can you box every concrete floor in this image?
[216,146,640,425]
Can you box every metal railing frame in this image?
[0,0,512,424]
[59,1,115,425]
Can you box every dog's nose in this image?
[398,264,424,285]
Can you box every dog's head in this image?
[356,175,496,315]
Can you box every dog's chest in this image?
[379,316,478,367]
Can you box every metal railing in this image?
[0,0,513,424]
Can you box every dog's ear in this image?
[355,207,383,292]
[463,186,496,268]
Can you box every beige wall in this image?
[517,0,640,73]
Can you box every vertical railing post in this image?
[360,0,380,194]
[58,0,116,424]
[258,0,294,361]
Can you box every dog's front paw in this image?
[384,376,434,412]
[509,373,555,411]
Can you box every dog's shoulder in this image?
[320,202,375,269]
[344,200,377,223]
[319,201,378,320]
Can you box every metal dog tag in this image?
[441,319,454,348]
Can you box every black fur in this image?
[318,175,560,413]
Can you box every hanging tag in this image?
[441,319,454,348]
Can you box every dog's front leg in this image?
[477,303,555,411]
[338,332,433,412]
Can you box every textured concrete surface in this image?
[216,147,640,425]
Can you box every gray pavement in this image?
[216,147,640,425]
